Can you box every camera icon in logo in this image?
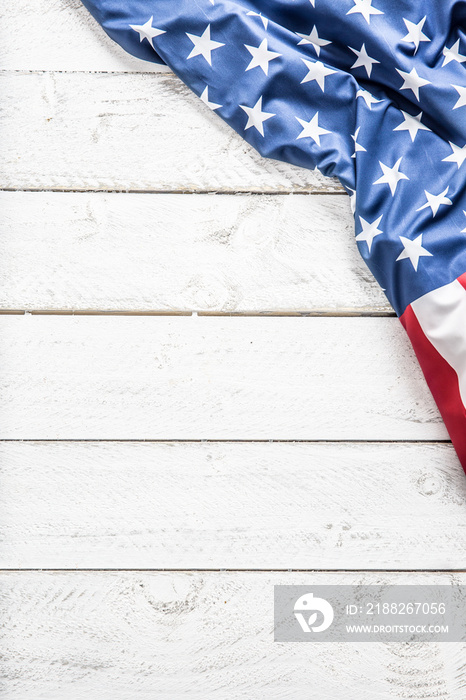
[294,592,334,633]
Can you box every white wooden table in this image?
[1,1,466,697]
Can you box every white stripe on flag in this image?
[411,277,466,408]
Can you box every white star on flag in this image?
[452,85,466,110]
[417,187,453,217]
[349,43,380,77]
[442,39,466,66]
[186,25,225,65]
[351,127,366,157]
[245,39,281,75]
[200,86,222,111]
[396,234,433,271]
[401,16,430,53]
[442,142,466,168]
[462,211,466,233]
[396,67,431,100]
[393,111,430,142]
[297,26,331,56]
[240,96,275,136]
[355,215,383,252]
[129,17,165,49]
[346,0,384,24]
[301,59,336,90]
[356,88,381,109]
[246,11,268,30]
[373,158,409,195]
[295,112,331,145]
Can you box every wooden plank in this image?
[0,0,169,73]
[0,315,445,440]
[1,441,464,569]
[0,191,388,313]
[1,571,465,699]
[0,71,342,193]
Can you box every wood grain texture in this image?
[0,71,342,193]
[0,191,388,313]
[0,314,445,440]
[1,571,465,700]
[1,441,464,569]
[0,0,170,73]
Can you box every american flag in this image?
[81,0,466,471]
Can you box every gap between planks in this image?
[0,187,345,195]
[0,310,397,317]
[1,569,464,573]
[0,438,450,443]
[1,69,172,76]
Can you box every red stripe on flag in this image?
[400,304,466,472]
[456,270,466,294]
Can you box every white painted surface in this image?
[1,441,464,570]
[0,315,445,440]
[0,71,341,193]
[0,191,389,313]
[0,0,170,72]
[1,572,466,700]
[1,0,465,696]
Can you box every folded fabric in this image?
[80,0,466,471]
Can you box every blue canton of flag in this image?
[80,0,466,471]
